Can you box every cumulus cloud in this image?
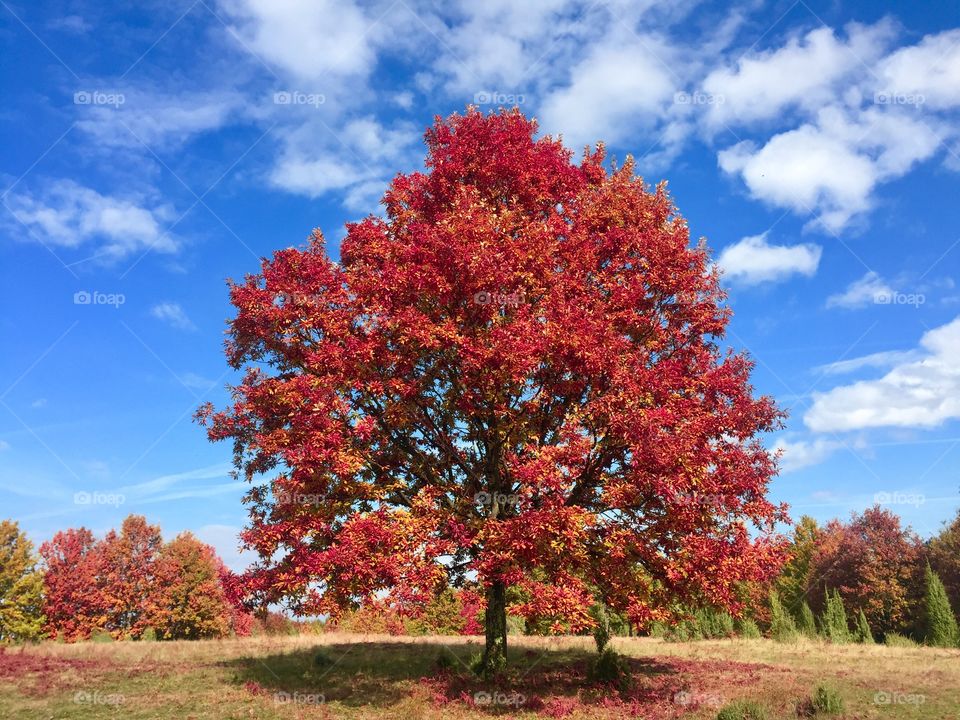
[718,106,941,232]
[805,316,960,432]
[773,437,843,472]
[5,180,176,259]
[877,28,960,110]
[716,232,821,285]
[150,302,196,331]
[703,23,894,127]
[825,271,895,309]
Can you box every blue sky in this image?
[1,0,958,569]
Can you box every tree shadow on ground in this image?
[225,639,682,713]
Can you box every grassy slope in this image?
[1,634,957,719]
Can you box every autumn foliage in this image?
[38,515,242,642]
[198,107,789,668]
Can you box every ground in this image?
[1,634,957,719]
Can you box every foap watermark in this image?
[473,291,525,307]
[275,491,324,507]
[74,90,125,108]
[674,90,724,106]
[874,91,925,108]
[74,290,125,308]
[275,291,324,307]
[473,91,527,106]
[674,690,723,709]
[873,290,925,307]
[274,691,325,706]
[874,690,925,706]
[874,491,925,508]
[74,491,125,507]
[74,690,124,706]
[474,491,521,509]
[473,690,525,708]
[273,91,326,109]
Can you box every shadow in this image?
[224,638,680,713]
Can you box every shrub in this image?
[811,685,844,715]
[591,603,612,653]
[854,609,874,644]
[736,618,761,639]
[769,591,798,642]
[313,649,333,667]
[648,620,669,638]
[587,648,631,690]
[797,602,817,638]
[884,632,917,647]
[696,607,735,639]
[923,564,959,647]
[716,699,768,720]
[140,627,157,642]
[819,589,850,644]
[90,628,114,643]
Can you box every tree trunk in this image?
[482,580,507,676]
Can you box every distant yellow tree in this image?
[151,533,230,640]
[0,520,45,642]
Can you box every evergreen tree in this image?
[854,608,874,644]
[820,588,851,643]
[923,564,959,648]
[797,601,817,638]
[769,589,798,641]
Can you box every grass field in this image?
[1,633,957,719]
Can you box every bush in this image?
[591,603,612,653]
[696,607,735,639]
[736,618,761,639]
[140,627,157,642]
[587,648,631,689]
[769,591,798,641]
[923,564,959,647]
[819,589,850,644]
[797,602,817,638]
[90,629,114,643]
[716,699,768,720]
[884,632,917,647]
[648,620,669,638]
[854,609,874,644]
[313,649,333,667]
[811,685,844,715]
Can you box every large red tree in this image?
[199,108,787,672]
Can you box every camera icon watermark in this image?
[473,690,525,708]
[74,290,125,308]
[273,91,326,109]
[74,90,125,108]
[473,290,525,307]
[473,91,527,106]
[274,691,325,705]
[873,290,924,308]
[74,690,124,705]
[674,90,724,106]
[874,690,925,706]
[874,91,925,108]
[74,491,125,507]
[873,491,925,508]
[474,491,521,509]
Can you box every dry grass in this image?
[2,633,957,719]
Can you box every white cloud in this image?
[217,0,381,82]
[5,180,177,259]
[716,232,821,285]
[877,29,960,110]
[703,23,894,127]
[538,36,680,153]
[814,349,918,376]
[773,437,843,472]
[150,302,196,331]
[825,271,895,309]
[805,316,960,432]
[718,106,941,232]
[0,440,10,452]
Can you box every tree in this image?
[97,515,162,639]
[768,589,797,641]
[797,601,817,638]
[820,588,851,643]
[198,108,788,674]
[854,608,874,643]
[151,533,231,640]
[923,564,959,647]
[808,507,923,636]
[39,527,103,641]
[776,515,819,612]
[0,520,45,642]
[928,509,960,613]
